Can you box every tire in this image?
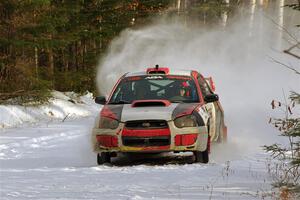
[194,149,209,163]
[193,123,210,164]
[97,152,111,165]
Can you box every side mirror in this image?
[95,96,106,105]
[204,94,219,103]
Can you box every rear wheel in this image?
[194,149,209,163]
[97,152,111,165]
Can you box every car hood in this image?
[101,103,201,122]
[121,103,178,121]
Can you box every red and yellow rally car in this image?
[92,66,227,164]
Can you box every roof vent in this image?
[146,65,169,74]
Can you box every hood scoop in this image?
[131,100,171,107]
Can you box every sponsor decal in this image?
[172,103,200,119]
[198,106,209,122]
[101,105,124,121]
[126,76,142,81]
[145,76,163,80]
[166,75,191,80]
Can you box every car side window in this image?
[197,76,212,97]
[111,81,134,102]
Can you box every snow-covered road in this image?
[0,115,275,200]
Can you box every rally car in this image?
[92,66,227,164]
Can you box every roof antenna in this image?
[155,64,159,70]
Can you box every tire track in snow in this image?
[0,117,96,169]
[0,131,83,160]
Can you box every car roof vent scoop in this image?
[131,100,171,107]
[146,65,169,74]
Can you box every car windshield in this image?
[109,75,199,104]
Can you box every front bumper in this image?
[92,121,208,153]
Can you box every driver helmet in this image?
[180,81,190,96]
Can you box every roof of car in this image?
[125,69,192,77]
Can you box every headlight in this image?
[99,117,119,129]
[174,115,197,128]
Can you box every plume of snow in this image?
[97,7,300,159]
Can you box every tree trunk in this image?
[48,48,54,78]
[75,42,79,71]
[83,40,87,71]
[33,10,38,79]
[62,49,69,72]
[177,0,181,12]
[92,39,97,54]
[35,47,39,79]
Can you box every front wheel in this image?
[97,152,111,165]
[194,149,209,163]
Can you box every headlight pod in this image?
[174,115,197,128]
[99,117,119,129]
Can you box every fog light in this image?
[96,135,118,147]
[175,134,198,146]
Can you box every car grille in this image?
[122,136,170,147]
[125,120,168,129]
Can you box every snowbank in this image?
[0,91,101,129]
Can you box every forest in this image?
[0,0,236,102]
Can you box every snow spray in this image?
[97,3,300,162]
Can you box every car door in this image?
[196,75,221,142]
